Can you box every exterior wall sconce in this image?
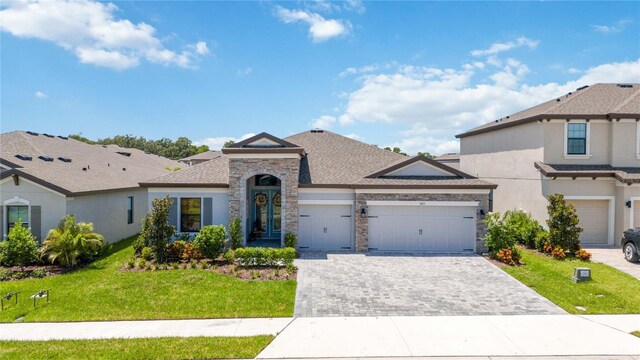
[360,207,367,218]
[627,201,632,208]
[479,209,486,216]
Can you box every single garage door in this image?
[567,200,609,245]
[368,203,476,252]
[298,204,353,250]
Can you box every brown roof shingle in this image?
[535,162,640,184]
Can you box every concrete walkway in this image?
[0,318,292,341]
[587,247,640,280]
[258,315,640,358]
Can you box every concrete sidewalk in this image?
[0,318,292,341]
[258,315,640,358]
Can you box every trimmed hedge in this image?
[233,247,295,267]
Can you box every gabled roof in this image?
[0,131,182,195]
[222,132,305,155]
[457,83,640,138]
[179,150,222,162]
[535,162,640,184]
[141,155,230,187]
[365,155,471,179]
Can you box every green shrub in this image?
[223,250,235,264]
[31,268,47,278]
[235,247,295,267]
[534,229,549,251]
[503,210,540,249]
[228,218,242,250]
[137,259,146,269]
[40,215,105,267]
[166,240,187,262]
[0,268,12,281]
[141,247,153,261]
[284,232,297,248]
[0,220,38,268]
[194,225,226,259]
[126,258,136,269]
[484,212,518,258]
[547,193,583,254]
[182,242,202,261]
[138,196,176,263]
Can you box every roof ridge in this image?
[612,86,640,113]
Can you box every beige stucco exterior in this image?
[461,119,640,246]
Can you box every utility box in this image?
[573,267,591,283]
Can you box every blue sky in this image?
[2,1,639,155]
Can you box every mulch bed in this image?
[0,264,74,282]
[120,259,297,281]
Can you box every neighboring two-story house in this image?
[457,83,640,246]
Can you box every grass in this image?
[632,331,640,338]
[0,236,296,322]
[502,249,640,314]
[0,336,274,359]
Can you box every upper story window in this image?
[7,205,29,230]
[566,122,588,155]
[127,196,134,224]
[180,198,201,232]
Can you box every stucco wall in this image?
[611,121,640,167]
[148,189,229,229]
[67,188,148,243]
[0,178,66,240]
[543,121,617,165]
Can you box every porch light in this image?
[360,207,367,218]
[626,201,632,208]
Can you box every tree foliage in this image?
[0,220,38,268]
[136,196,176,263]
[384,147,408,156]
[69,133,209,160]
[546,193,583,253]
[223,140,236,148]
[417,152,436,159]
[228,218,243,250]
[40,215,105,267]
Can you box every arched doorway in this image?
[246,174,283,247]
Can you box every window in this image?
[127,196,134,224]
[566,123,587,155]
[7,205,29,230]
[255,174,281,186]
[180,198,201,232]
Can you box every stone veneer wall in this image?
[228,158,300,245]
[354,193,490,254]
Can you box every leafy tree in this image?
[223,140,236,148]
[384,147,408,156]
[70,134,210,160]
[69,133,95,144]
[484,212,522,264]
[417,152,436,159]
[136,196,176,263]
[0,220,38,269]
[228,218,243,250]
[40,215,105,267]
[546,193,583,253]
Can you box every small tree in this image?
[284,232,297,248]
[228,218,243,250]
[0,220,38,269]
[41,215,105,267]
[546,193,583,254]
[138,196,176,263]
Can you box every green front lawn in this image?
[0,336,273,360]
[0,236,296,322]
[503,249,640,314]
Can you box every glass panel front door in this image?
[251,190,281,240]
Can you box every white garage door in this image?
[368,203,476,252]
[298,204,353,250]
[567,200,609,245]
[634,201,640,229]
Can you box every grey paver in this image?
[586,247,640,280]
[294,252,565,317]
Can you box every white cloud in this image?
[194,133,255,150]
[343,133,362,140]
[275,6,350,42]
[343,0,366,14]
[0,0,209,70]
[592,19,632,33]
[338,62,396,78]
[471,37,539,57]
[34,91,47,98]
[335,58,640,154]
[237,67,253,77]
[310,115,336,129]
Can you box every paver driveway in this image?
[294,252,564,317]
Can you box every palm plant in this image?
[41,215,105,267]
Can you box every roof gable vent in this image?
[26,131,39,136]
[15,154,32,161]
[58,135,68,140]
[116,151,132,157]
[43,133,54,138]
[617,84,633,88]
[38,155,54,162]
[58,157,72,163]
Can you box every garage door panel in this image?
[634,202,640,229]
[299,204,353,250]
[568,200,609,245]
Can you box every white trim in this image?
[299,188,354,194]
[636,122,640,157]
[0,176,67,197]
[3,196,30,205]
[3,198,31,235]
[564,120,590,158]
[631,197,637,229]
[176,196,204,234]
[246,138,281,147]
[564,195,615,245]
[385,162,456,177]
[366,200,480,207]
[298,200,354,205]
[148,187,228,193]
[548,119,609,123]
[355,188,490,194]
[226,153,301,159]
[0,163,11,170]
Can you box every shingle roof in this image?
[0,131,182,195]
[179,151,222,162]
[535,162,640,184]
[143,130,496,189]
[457,83,640,138]
[434,153,460,161]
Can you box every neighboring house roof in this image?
[535,162,640,184]
[179,151,222,162]
[457,83,640,138]
[143,130,496,189]
[0,131,183,195]
[434,153,460,161]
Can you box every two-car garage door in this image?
[368,203,477,252]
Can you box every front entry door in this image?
[251,190,282,239]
